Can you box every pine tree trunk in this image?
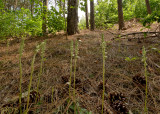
[145,0,152,14]
[117,0,125,30]
[90,0,95,31]
[85,0,89,29]
[67,0,79,35]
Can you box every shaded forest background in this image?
[0,0,160,38]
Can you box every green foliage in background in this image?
[0,7,42,39]
[0,2,65,40]
[0,10,19,39]
[79,16,86,30]
[95,0,160,29]
[1,0,160,38]
[95,0,118,28]
[142,11,160,26]
[79,0,86,12]
[47,6,65,33]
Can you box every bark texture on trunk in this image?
[145,0,152,14]
[85,0,89,29]
[117,0,125,30]
[67,0,79,35]
[90,0,95,31]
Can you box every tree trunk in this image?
[30,0,34,17]
[23,0,25,9]
[14,0,18,10]
[85,0,89,29]
[90,0,95,31]
[62,0,68,39]
[117,0,125,30]
[145,0,151,14]
[67,0,79,35]
[42,0,48,35]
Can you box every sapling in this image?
[19,37,25,114]
[25,44,40,113]
[142,46,148,113]
[101,34,106,114]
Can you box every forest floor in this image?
[0,21,160,114]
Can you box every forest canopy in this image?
[0,0,160,39]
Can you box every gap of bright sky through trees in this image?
[48,0,97,20]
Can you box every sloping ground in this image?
[0,24,160,113]
[111,19,159,34]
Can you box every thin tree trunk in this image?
[90,0,95,31]
[117,0,125,30]
[75,0,79,33]
[59,0,62,11]
[14,0,18,10]
[24,0,26,8]
[42,0,48,35]
[31,0,34,17]
[63,0,68,39]
[145,0,152,14]
[3,0,7,10]
[85,0,89,29]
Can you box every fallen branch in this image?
[112,32,160,40]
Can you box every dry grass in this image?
[0,26,160,113]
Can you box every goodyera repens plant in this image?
[19,37,25,114]
[101,34,107,114]
[67,40,79,113]
[69,40,73,97]
[73,40,79,102]
[25,44,41,113]
[142,46,148,113]
[36,41,46,101]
